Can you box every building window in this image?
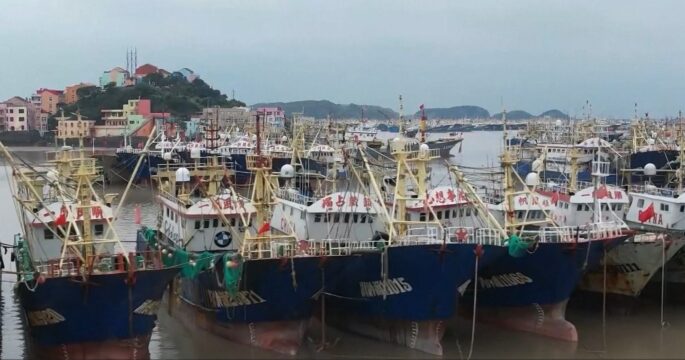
[18,117,24,121]
[18,109,24,114]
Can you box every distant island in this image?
[251,100,398,120]
[252,100,568,120]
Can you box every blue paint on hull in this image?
[464,238,627,307]
[179,256,326,323]
[326,243,505,321]
[17,268,179,347]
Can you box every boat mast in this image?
[398,95,404,135]
[500,109,516,235]
[419,104,427,143]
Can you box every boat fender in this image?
[279,256,289,270]
[474,244,484,258]
[116,253,125,272]
[318,255,329,268]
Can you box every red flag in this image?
[593,186,609,199]
[551,191,560,205]
[638,202,655,223]
[134,204,142,225]
[257,222,270,235]
[54,212,67,226]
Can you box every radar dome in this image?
[647,138,655,145]
[555,119,563,126]
[162,152,172,161]
[279,164,295,178]
[419,143,430,152]
[644,163,657,176]
[281,135,288,142]
[175,167,191,182]
[190,148,202,159]
[525,172,540,186]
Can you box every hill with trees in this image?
[49,73,243,128]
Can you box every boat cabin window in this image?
[565,203,569,209]
[334,214,340,223]
[453,209,458,218]
[420,213,426,221]
[680,205,685,212]
[517,211,523,219]
[577,204,583,211]
[428,212,434,221]
[661,203,669,212]
[445,210,451,219]
[584,204,591,211]
[166,207,169,217]
[344,213,350,223]
[466,208,472,216]
[195,220,201,230]
[360,215,366,223]
[353,214,359,223]
[213,219,219,228]
[368,216,373,223]
[459,208,464,217]
[323,214,329,223]
[230,218,236,227]
[301,211,306,220]
[43,229,54,240]
[94,224,104,236]
[314,214,322,222]
[204,220,210,228]
[601,204,609,211]
[637,199,644,208]
[437,211,442,220]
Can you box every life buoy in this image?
[214,231,232,248]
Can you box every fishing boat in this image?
[3,129,179,359]
[317,123,497,355]
[137,112,351,355]
[458,113,632,342]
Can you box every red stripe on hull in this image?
[29,335,151,360]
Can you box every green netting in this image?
[507,234,531,258]
[142,227,157,247]
[223,253,243,297]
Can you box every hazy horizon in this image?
[1,0,684,118]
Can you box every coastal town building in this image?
[36,88,64,114]
[256,107,286,129]
[202,107,251,129]
[93,99,169,138]
[2,97,35,131]
[99,67,130,87]
[57,115,95,139]
[64,82,95,104]
[176,68,199,82]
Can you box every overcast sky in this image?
[1,0,683,118]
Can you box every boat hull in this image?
[170,255,327,355]
[17,268,179,359]
[578,237,685,297]
[325,243,503,355]
[461,236,628,341]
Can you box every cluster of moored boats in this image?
[5,106,685,359]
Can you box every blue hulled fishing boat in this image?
[4,131,179,360]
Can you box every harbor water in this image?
[2,131,685,358]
